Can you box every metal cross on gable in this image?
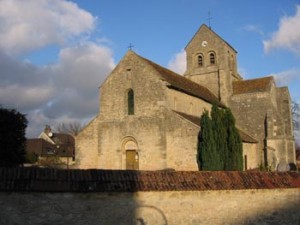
[128,43,134,50]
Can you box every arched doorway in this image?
[123,138,139,170]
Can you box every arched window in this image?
[209,52,216,65]
[197,54,203,66]
[128,89,134,115]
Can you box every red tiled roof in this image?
[0,168,298,192]
[174,111,257,143]
[51,133,75,146]
[232,76,273,95]
[26,133,75,157]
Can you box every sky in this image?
[0,0,300,141]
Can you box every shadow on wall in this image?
[0,168,299,225]
[135,205,168,225]
[1,192,299,225]
[0,193,169,225]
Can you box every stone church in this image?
[75,24,296,171]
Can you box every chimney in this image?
[44,125,52,135]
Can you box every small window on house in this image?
[209,52,216,65]
[197,55,203,66]
[128,89,134,115]
[47,148,55,155]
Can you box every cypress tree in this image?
[197,106,243,171]
[198,110,220,171]
[211,104,227,170]
[225,109,243,171]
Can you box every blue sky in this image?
[0,0,299,139]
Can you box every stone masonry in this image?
[75,24,295,171]
[0,168,299,225]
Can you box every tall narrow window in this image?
[128,89,134,115]
[197,55,203,66]
[244,155,248,171]
[209,52,215,65]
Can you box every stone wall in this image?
[99,51,166,120]
[75,116,100,169]
[0,189,299,225]
[166,88,212,118]
[165,110,199,170]
[1,168,299,225]
[98,116,167,170]
[184,24,239,106]
[243,142,258,170]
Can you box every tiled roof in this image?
[0,168,298,192]
[232,76,273,95]
[26,133,75,157]
[174,111,257,143]
[51,133,75,146]
[135,52,224,107]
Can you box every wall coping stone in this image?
[0,167,299,193]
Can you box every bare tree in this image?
[292,101,300,131]
[55,122,83,136]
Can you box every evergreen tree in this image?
[225,109,243,171]
[211,104,227,170]
[197,106,243,171]
[197,110,220,171]
[0,107,27,167]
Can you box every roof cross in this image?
[128,43,134,50]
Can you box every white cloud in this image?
[54,43,114,94]
[0,0,95,56]
[273,69,300,86]
[243,24,264,36]
[0,51,55,111]
[264,5,300,54]
[237,67,249,79]
[0,0,116,137]
[167,49,186,75]
[43,43,115,119]
[0,43,115,137]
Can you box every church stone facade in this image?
[75,24,295,171]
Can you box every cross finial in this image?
[128,43,134,50]
[207,11,213,29]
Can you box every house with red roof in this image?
[26,125,75,168]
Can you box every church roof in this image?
[174,111,257,143]
[232,76,274,95]
[133,51,224,107]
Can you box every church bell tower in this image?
[184,24,242,106]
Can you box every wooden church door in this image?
[126,150,139,170]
